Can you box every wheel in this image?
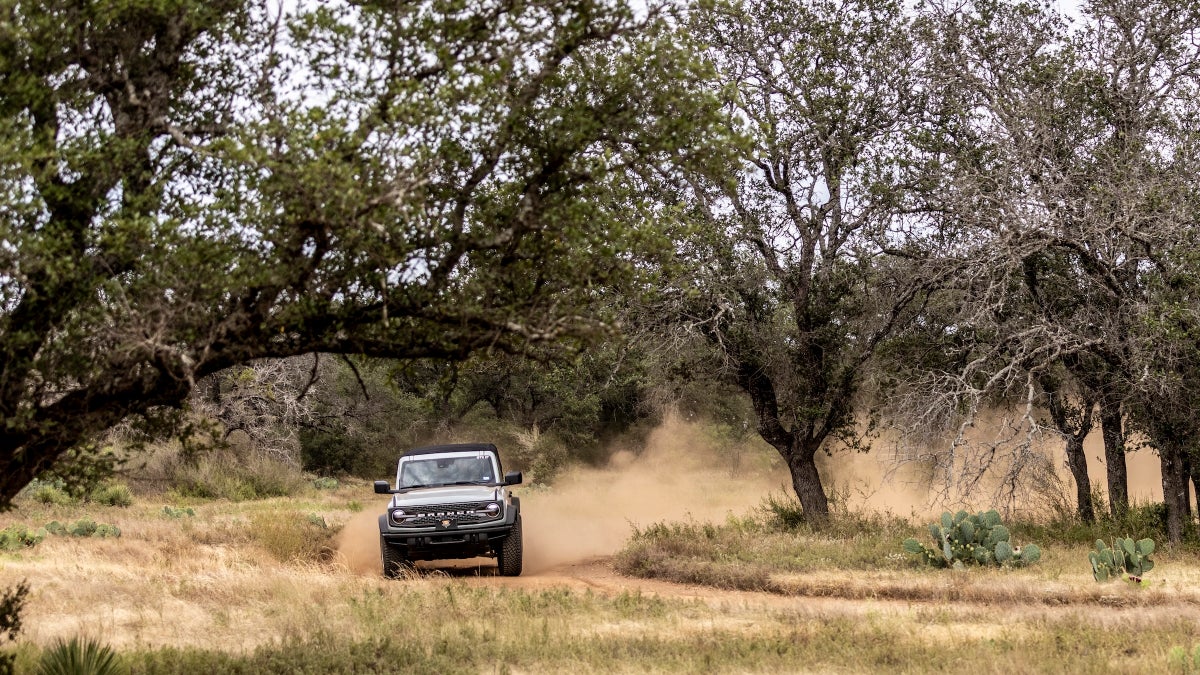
[381,535,407,579]
[496,515,523,577]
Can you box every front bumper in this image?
[378,508,517,561]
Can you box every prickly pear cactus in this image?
[1019,544,1041,565]
[1090,537,1155,583]
[994,540,1013,563]
[902,510,1040,569]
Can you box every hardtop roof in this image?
[400,443,499,459]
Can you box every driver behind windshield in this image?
[401,457,493,487]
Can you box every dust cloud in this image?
[334,413,792,576]
[520,415,790,573]
[336,499,394,575]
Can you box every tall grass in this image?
[615,505,922,593]
[135,446,308,501]
[115,591,1200,674]
[249,511,339,564]
[1013,490,1188,548]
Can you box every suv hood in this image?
[389,485,500,508]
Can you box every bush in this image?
[312,477,339,490]
[1,582,28,675]
[38,637,125,675]
[29,480,74,507]
[1012,498,1185,549]
[67,520,97,537]
[300,430,368,477]
[758,491,806,530]
[22,478,133,508]
[90,484,133,508]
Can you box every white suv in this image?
[375,443,523,577]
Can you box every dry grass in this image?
[4,488,1200,673]
[614,509,1200,606]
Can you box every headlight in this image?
[391,509,412,524]
[484,502,501,517]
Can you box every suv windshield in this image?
[399,456,496,488]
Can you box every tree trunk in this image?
[786,442,830,523]
[1186,453,1198,523]
[1064,434,1095,523]
[1099,397,1128,518]
[1039,374,1095,523]
[1160,442,1189,545]
[1189,452,1200,524]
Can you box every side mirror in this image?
[374,480,392,494]
[503,471,523,486]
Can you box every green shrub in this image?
[89,484,133,508]
[903,510,1040,568]
[1016,498,1178,547]
[31,483,74,507]
[300,430,369,477]
[312,477,339,490]
[37,636,125,675]
[1166,644,1200,673]
[1,582,28,675]
[1116,503,1171,541]
[759,491,806,529]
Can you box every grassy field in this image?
[3,481,1200,673]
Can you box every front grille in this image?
[394,501,499,527]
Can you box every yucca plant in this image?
[38,636,125,675]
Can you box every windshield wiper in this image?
[445,480,494,486]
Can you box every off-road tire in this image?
[497,515,523,577]
[381,535,407,579]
